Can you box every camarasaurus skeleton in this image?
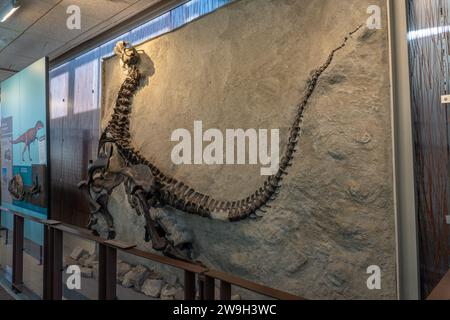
[80,25,363,260]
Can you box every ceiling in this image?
[0,0,163,82]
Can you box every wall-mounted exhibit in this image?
[0,0,449,303]
[97,0,396,300]
[0,57,49,246]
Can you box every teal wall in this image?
[1,58,48,246]
[1,58,48,166]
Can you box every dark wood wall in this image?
[407,0,450,298]
[49,57,100,228]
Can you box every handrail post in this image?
[12,214,24,292]
[219,280,231,300]
[52,228,63,300]
[204,276,215,300]
[0,209,6,244]
[98,243,117,300]
[43,225,53,299]
[184,270,196,300]
[197,275,205,300]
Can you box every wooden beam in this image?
[12,215,24,292]
[52,228,63,300]
[219,280,231,300]
[184,271,196,300]
[205,269,304,300]
[43,226,52,299]
[203,276,215,300]
[428,270,450,300]
[98,244,117,300]
[0,67,18,73]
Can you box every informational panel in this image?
[0,58,49,245]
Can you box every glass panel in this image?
[22,238,44,299]
[0,211,13,285]
[62,234,98,300]
[116,252,184,300]
[0,213,43,299]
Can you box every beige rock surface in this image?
[100,0,396,299]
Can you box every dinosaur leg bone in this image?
[135,189,168,250]
[95,193,116,239]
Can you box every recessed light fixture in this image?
[0,0,20,23]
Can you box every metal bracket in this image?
[41,220,62,226]
[104,239,136,250]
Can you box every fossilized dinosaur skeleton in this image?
[81,25,362,260]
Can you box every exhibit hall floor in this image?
[0,286,13,300]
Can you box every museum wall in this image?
[99,0,397,299]
[49,57,99,228]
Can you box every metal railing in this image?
[0,207,303,300]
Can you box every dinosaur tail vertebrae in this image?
[102,27,361,222]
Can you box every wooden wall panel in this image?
[407,0,450,298]
[49,59,99,228]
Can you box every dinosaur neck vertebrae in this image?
[101,28,360,223]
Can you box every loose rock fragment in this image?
[141,279,163,298]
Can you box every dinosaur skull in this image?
[114,41,140,71]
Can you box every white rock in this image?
[122,277,133,288]
[122,265,149,290]
[70,247,88,260]
[81,267,93,278]
[160,284,183,300]
[231,294,241,300]
[117,262,132,277]
[141,279,163,298]
[83,254,98,268]
[147,270,163,280]
[117,262,132,283]
[63,256,78,268]
[164,274,178,286]
[92,264,99,279]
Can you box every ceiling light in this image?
[0,1,20,23]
